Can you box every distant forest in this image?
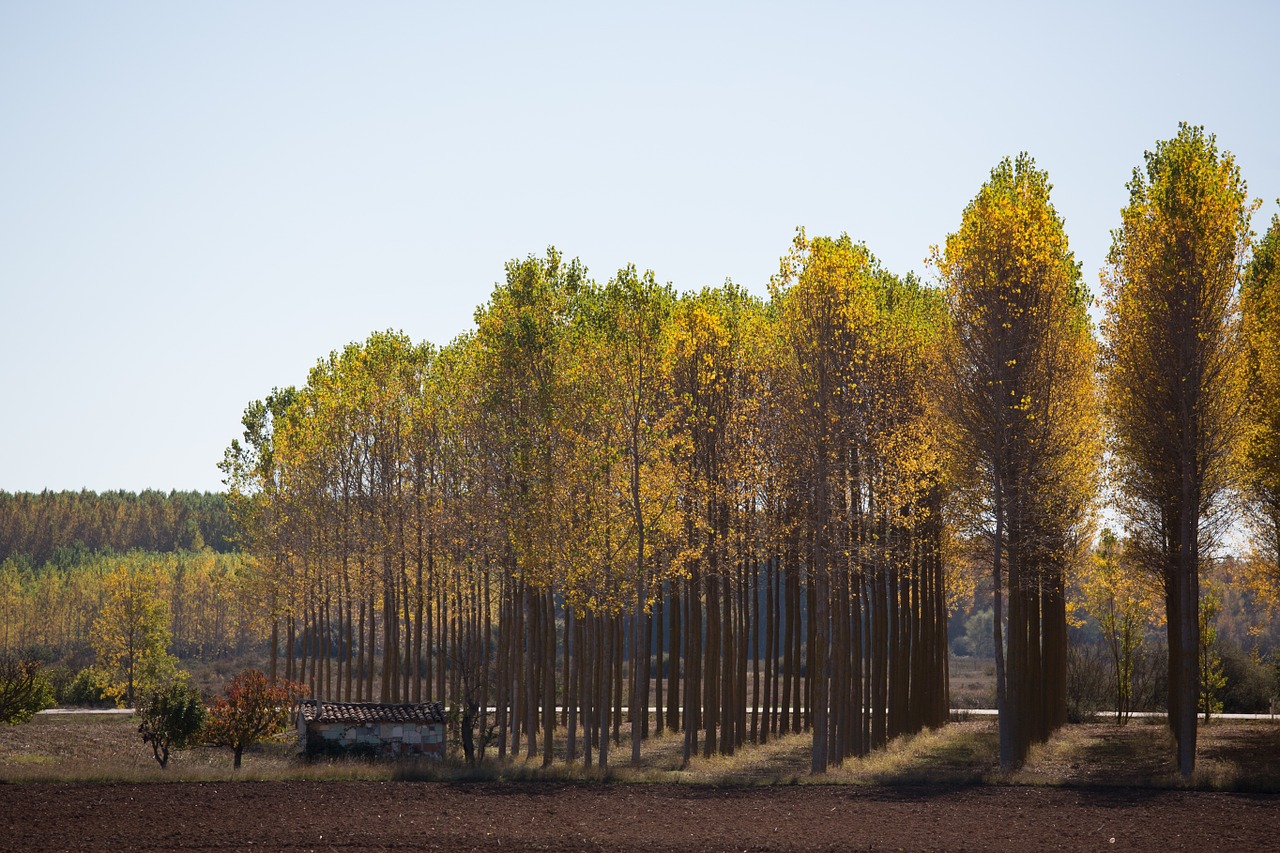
[0,491,235,566]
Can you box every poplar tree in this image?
[936,154,1099,770]
[1102,124,1252,776]
[220,387,297,680]
[595,267,678,765]
[1241,212,1280,604]
[475,249,583,765]
[772,231,874,772]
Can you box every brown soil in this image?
[6,714,1280,851]
[2,780,1278,852]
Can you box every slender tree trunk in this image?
[683,570,700,766]
[599,613,612,769]
[781,546,794,735]
[613,612,623,746]
[413,546,424,704]
[747,555,757,742]
[1176,466,1200,777]
[354,603,364,702]
[643,609,653,740]
[524,582,537,759]
[567,606,578,762]
[704,563,719,758]
[764,551,776,742]
[269,618,279,681]
[655,589,665,735]
[543,587,555,767]
[367,594,377,701]
[667,586,680,733]
[994,477,1013,771]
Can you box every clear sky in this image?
[2,0,1277,493]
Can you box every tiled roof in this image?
[298,700,445,725]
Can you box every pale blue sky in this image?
[2,1,1277,492]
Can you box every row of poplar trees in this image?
[223,124,1278,775]
[222,238,952,772]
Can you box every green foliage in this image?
[0,654,55,725]
[2,550,264,667]
[58,667,111,708]
[1218,643,1276,713]
[955,609,995,658]
[137,680,206,768]
[1079,530,1163,722]
[1199,582,1227,719]
[91,565,179,706]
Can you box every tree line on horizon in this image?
[0,490,235,566]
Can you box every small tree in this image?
[1199,581,1227,721]
[1080,530,1162,723]
[92,565,179,706]
[203,670,303,769]
[0,655,54,725]
[137,681,206,768]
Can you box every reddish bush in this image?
[202,670,304,769]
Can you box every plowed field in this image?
[3,780,1278,852]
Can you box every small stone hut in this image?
[297,700,446,759]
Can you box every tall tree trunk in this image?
[366,594,377,701]
[1176,466,1200,777]
[600,612,612,769]
[567,605,578,762]
[543,587,556,767]
[269,618,279,681]
[763,551,776,742]
[751,554,761,744]
[667,585,680,733]
[654,590,665,735]
[994,477,1012,771]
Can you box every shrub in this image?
[1220,642,1276,713]
[1066,642,1109,722]
[0,654,55,725]
[58,667,112,708]
[138,681,207,768]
